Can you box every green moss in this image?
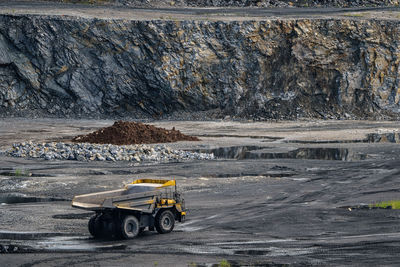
[370,200,400,209]
[14,169,30,177]
[219,259,231,267]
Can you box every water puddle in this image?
[0,231,62,240]
[205,172,296,178]
[248,147,360,161]
[196,134,282,141]
[180,239,315,258]
[286,133,400,144]
[193,146,365,161]
[193,146,261,159]
[0,193,68,205]
[285,139,364,144]
[89,169,148,176]
[0,169,55,177]
[35,236,127,251]
[234,249,269,255]
[0,234,127,252]
[367,133,400,143]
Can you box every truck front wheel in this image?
[121,215,140,239]
[155,210,175,234]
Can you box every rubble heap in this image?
[6,142,214,162]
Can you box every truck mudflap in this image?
[179,211,186,223]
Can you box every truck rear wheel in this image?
[121,215,140,239]
[88,214,97,237]
[88,214,102,238]
[155,210,175,234]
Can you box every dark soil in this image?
[72,121,200,145]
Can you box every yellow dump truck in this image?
[71,179,186,239]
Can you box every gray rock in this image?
[106,155,115,161]
[5,142,216,163]
[76,154,86,161]
[116,0,399,8]
[0,15,400,120]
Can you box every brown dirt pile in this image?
[72,121,200,145]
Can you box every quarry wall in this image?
[1,15,400,119]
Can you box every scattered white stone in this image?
[5,142,215,163]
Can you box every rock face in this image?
[1,15,400,119]
[117,0,400,8]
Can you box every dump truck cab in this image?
[72,179,185,239]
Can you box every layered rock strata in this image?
[117,0,400,8]
[1,15,400,119]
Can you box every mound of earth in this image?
[72,121,200,145]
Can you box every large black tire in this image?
[155,210,175,234]
[121,215,140,239]
[103,219,117,239]
[88,214,97,237]
[88,214,103,238]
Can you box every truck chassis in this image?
[72,179,186,239]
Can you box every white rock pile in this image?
[5,142,215,162]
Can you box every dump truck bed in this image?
[71,179,175,212]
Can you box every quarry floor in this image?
[1,119,400,266]
[0,1,400,21]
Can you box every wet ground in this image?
[1,119,400,266]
